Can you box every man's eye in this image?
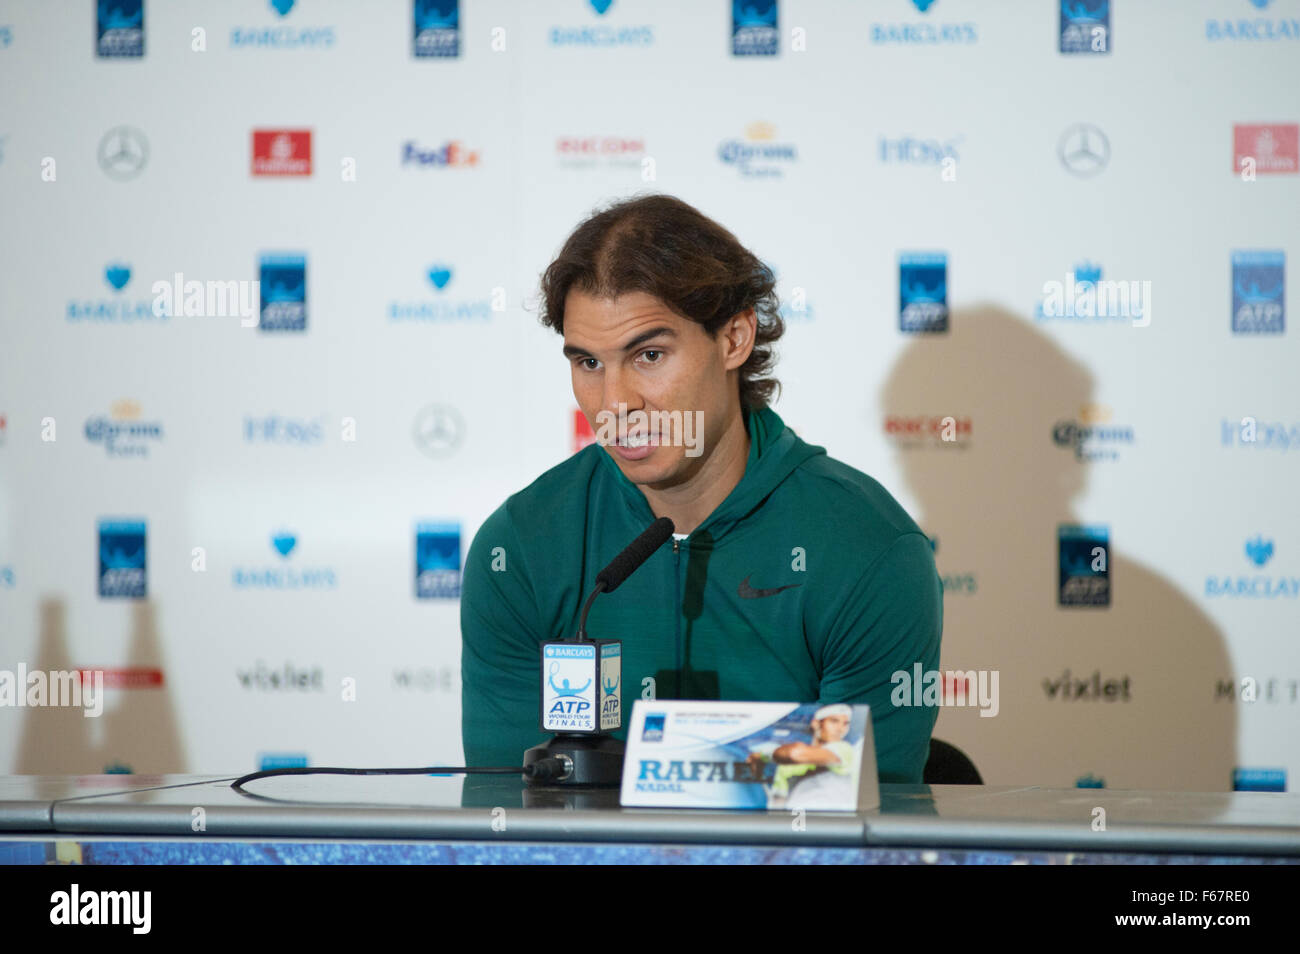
[580,358,599,370]
[640,350,662,363]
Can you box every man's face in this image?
[562,289,750,490]
[814,715,850,742]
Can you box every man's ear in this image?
[721,308,757,371]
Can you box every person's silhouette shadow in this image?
[880,305,1236,791]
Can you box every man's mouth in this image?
[615,432,658,448]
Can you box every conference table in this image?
[2,774,1298,864]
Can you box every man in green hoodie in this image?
[460,194,943,784]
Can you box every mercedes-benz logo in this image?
[1057,123,1109,177]
[98,126,149,181]
[413,404,463,458]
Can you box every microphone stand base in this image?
[524,734,625,787]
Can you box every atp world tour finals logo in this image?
[899,252,948,333]
[413,0,459,57]
[259,254,307,331]
[97,0,144,57]
[415,522,462,599]
[1232,250,1285,334]
[99,519,146,599]
[1059,0,1109,54]
[732,0,778,56]
[1058,524,1109,607]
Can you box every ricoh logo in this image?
[555,135,646,169]
[883,414,971,447]
[1036,263,1151,326]
[50,884,150,934]
[890,665,999,717]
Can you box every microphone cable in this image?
[230,758,572,797]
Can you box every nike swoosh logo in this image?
[738,575,803,599]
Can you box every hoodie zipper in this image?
[672,536,683,686]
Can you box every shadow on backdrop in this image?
[880,305,1234,791]
[14,598,186,775]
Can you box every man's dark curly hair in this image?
[538,193,784,410]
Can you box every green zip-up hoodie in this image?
[460,404,943,783]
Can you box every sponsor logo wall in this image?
[0,1,1295,792]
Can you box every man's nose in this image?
[601,367,641,416]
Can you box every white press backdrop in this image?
[0,0,1297,791]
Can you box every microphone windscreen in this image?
[595,517,675,593]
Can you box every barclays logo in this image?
[1246,535,1274,567]
[388,265,495,322]
[1205,538,1298,599]
[1207,1,1300,41]
[232,532,337,589]
[871,1,977,45]
[550,3,654,48]
[230,0,335,48]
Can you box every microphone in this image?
[525,516,675,787]
[577,516,674,641]
[595,516,675,593]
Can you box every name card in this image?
[620,700,879,811]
